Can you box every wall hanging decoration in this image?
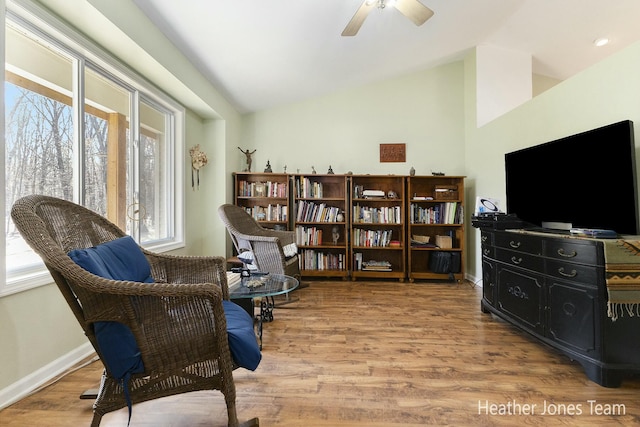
[380,143,406,162]
[189,144,208,190]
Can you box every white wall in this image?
[476,44,532,127]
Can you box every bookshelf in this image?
[350,175,406,281]
[233,172,291,230]
[407,176,465,281]
[293,174,349,278]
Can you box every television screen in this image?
[505,120,638,235]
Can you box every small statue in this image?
[332,225,340,245]
[284,165,287,173]
[410,166,415,176]
[311,166,317,174]
[264,160,272,173]
[327,165,334,174]
[237,147,256,172]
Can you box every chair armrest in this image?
[142,252,229,299]
[68,271,233,378]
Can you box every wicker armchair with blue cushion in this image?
[11,195,259,427]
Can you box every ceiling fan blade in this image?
[342,1,376,36]
[394,0,434,26]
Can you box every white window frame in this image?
[1,0,185,297]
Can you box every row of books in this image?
[362,260,392,271]
[295,226,323,246]
[409,202,463,225]
[352,253,393,271]
[296,201,342,223]
[299,250,345,271]
[352,228,395,247]
[243,204,288,222]
[295,176,324,199]
[237,180,288,198]
[352,204,402,224]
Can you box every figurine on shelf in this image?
[264,160,272,173]
[332,225,340,245]
[410,166,416,176]
[284,165,287,173]
[327,165,334,174]
[237,147,256,172]
[311,166,317,174]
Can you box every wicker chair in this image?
[11,195,258,427]
[218,204,300,279]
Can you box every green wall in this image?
[241,61,466,178]
[464,41,640,282]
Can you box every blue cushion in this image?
[222,300,262,370]
[68,236,153,283]
[67,236,151,425]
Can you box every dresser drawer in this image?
[494,232,542,255]
[545,259,601,285]
[495,248,544,272]
[482,245,495,259]
[545,239,601,265]
[481,231,494,246]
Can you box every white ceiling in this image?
[131,0,640,114]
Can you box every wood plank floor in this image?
[2,280,640,426]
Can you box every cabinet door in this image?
[482,258,496,306]
[496,264,545,334]
[547,281,599,356]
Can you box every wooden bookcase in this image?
[406,176,465,281]
[293,174,349,279]
[233,172,291,230]
[350,175,406,281]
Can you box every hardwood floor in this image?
[2,280,640,426]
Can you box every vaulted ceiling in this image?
[131,0,640,114]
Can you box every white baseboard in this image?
[0,342,96,410]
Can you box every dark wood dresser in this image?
[480,229,640,387]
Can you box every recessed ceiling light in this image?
[594,37,610,47]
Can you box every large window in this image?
[3,3,184,295]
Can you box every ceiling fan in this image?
[342,0,434,37]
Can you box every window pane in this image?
[138,99,170,243]
[5,25,74,271]
[83,67,131,227]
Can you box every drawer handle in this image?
[509,240,521,249]
[483,248,490,256]
[557,248,577,258]
[558,267,577,278]
[510,256,523,265]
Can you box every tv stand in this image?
[480,228,640,387]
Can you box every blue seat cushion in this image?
[68,235,154,283]
[68,236,150,424]
[222,300,262,370]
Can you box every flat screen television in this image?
[505,120,639,235]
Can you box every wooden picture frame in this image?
[380,143,406,162]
